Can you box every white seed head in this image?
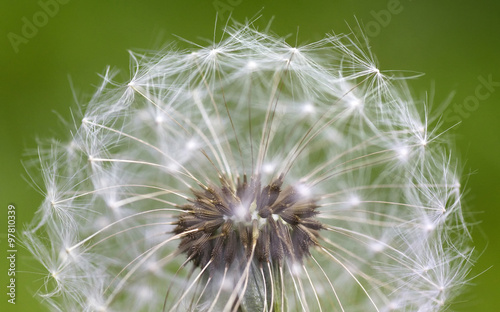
[23,22,474,312]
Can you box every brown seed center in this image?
[174,175,322,274]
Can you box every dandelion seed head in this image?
[23,21,475,312]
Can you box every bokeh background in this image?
[1,0,499,311]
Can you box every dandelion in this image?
[24,21,474,311]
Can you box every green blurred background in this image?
[1,0,499,311]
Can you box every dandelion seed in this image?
[24,21,474,311]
